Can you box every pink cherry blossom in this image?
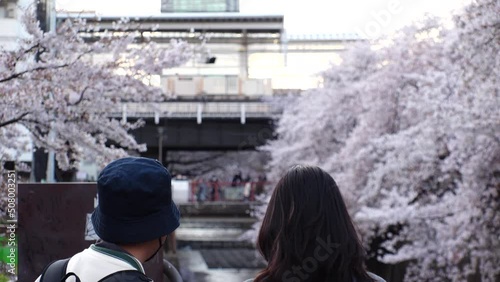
[258,0,499,280]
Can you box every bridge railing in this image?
[189,180,270,202]
[109,101,277,120]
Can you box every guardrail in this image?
[189,181,270,202]
[110,101,278,122]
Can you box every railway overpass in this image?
[114,99,278,162]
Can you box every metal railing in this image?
[109,101,277,120]
[189,181,270,202]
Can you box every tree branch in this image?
[0,112,30,128]
[17,43,41,60]
[0,51,91,84]
[0,64,67,83]
[70,86,89,106]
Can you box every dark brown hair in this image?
[255,165,373,282]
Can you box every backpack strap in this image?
[39,258,70,282]
[97,270,152,282]
[60,273,82,282]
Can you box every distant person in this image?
[209,175,221,201]
[254,174,266,196]
[244,165,385,282]
[231,170,243,187]
[197,178,209,202]
[243,176,252,201]
[36,157,181,282]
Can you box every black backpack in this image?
[40,258,152,282]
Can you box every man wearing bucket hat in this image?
[36,157,180,282]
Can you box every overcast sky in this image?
[56,0,470,35]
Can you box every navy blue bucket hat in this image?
[91,157,180,244]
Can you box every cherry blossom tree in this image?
[0,7,192,171]
[260,0,499,280]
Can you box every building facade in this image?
[0,0,32,50]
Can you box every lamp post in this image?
[45,0,56,182]
[158,127,164,164]
[34,0,57,182]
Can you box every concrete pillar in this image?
[240,103,246,124]
[240,29,249,79]
[197,103,203,124]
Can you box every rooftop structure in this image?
[57,10,360,92]
[57,13,284,44]
[161,0,239,13]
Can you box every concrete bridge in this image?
[116,99,278,154]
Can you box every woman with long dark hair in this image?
[245,165,385,282]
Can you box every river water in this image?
[170,217,264,282]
